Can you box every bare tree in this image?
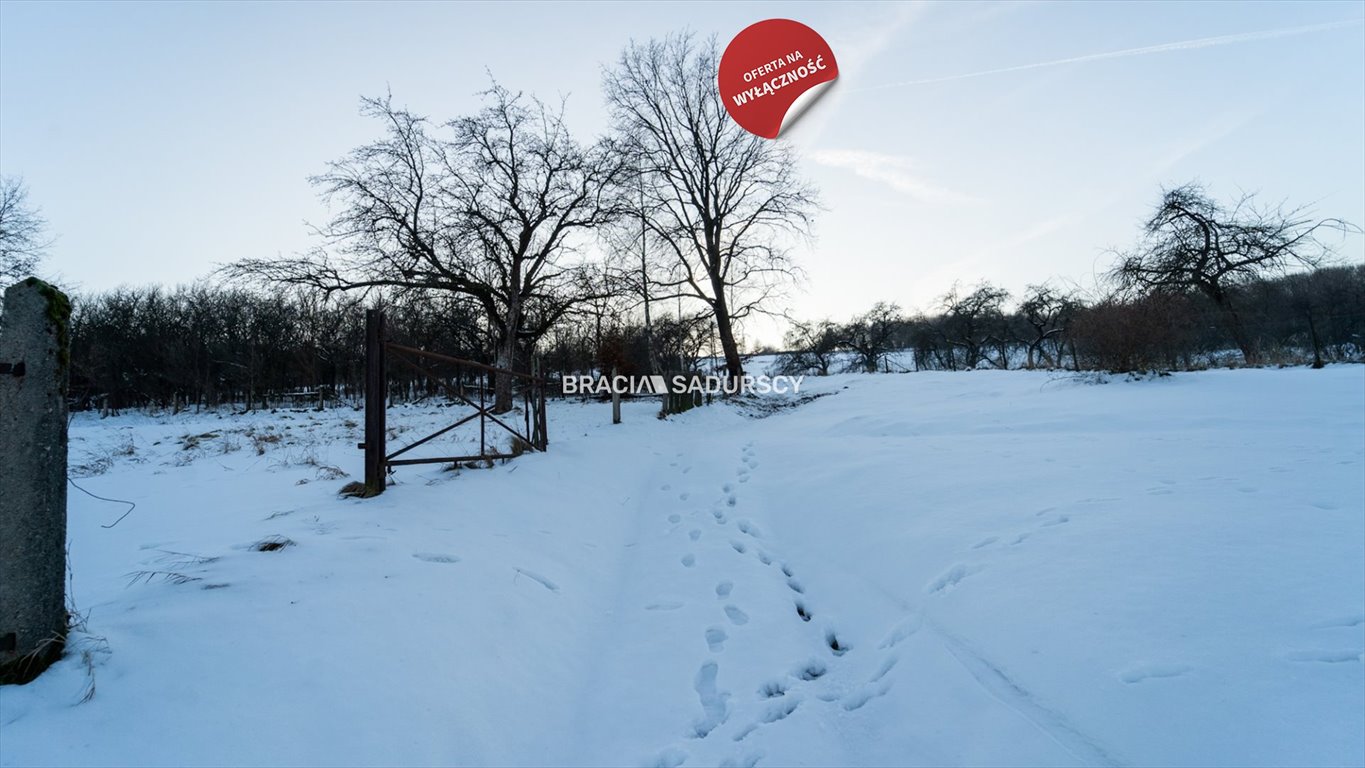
[603,33,818,379]
[0,177,50,282]
[1111,183,1357,364]
[225,86,625,411]
[939,283,1010,369]
[1016,283,1079,369]
[840,302,903,373]
[777,318,841,376]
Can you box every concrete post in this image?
[0,278,70,685]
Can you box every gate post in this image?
[0,278,70,684]
[363,309,386,496]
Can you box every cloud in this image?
[807,148,978,204]
[852,17,1364,93]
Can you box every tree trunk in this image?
[709,276,744,379]
[1306,308,1325,369]
[1217,300,1258,365]
[493,336,516,414]
[493,301,522,414]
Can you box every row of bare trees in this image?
[776,263,1364,376]
[773,184,1361,375]
[66,285,488,413]
[61,255,1364,413]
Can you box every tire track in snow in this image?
[929,621,1125,767]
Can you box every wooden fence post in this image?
[0,278,70,684]
[363,309,386,496]
[611,366,621,424]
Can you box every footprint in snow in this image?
[412,553,460,564]
[826,630,849,656]
[1119,663,1192,682]
[690,529,702,541]
[758,679,786,698]
[1311,614,1365,629]
[706,627,728,652]
[842,680,891,711]
[760,696,799,722]
[512,567,559,592]
[669,513,682,523]
[724,605,750,625]
[927,564,976,593]
[796,660,827,680]
[692,661,729,737]
[652,747,687,768]
[1286,650,1363,664]
[682,554,696,568]
[715,581,733,598]
[870,655,899,681]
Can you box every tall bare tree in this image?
[1112,183,1356,364]
[603,33,818,379]
[0,177,50,282]
[226,85,625,411]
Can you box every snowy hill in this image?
[1,367,1362,767]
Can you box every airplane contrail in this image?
[852,18,1364,93]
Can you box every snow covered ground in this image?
[1,367,1362,767]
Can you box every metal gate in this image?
[358,309,548,496]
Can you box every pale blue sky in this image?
[2,1,1362,346]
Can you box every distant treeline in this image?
[68,287,488,412]
[773,265,1365,376]
[62,264,1363,413]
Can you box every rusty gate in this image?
[358,309,548,496]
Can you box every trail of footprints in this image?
[929,504,1077,595]
[651,442,897,766]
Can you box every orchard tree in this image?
[227,85,626,411]
[840,302,903,373]
[1112,183,1356,364]
[778,318,841,376]
[939,283,1010,369]
[1016,283,1079,369]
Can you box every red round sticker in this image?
[719,19,839,139]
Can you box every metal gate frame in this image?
[359,309,548,495]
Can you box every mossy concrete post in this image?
[0,278,70,684]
